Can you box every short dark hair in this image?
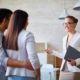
[0,8,12,23]
[65,15,78,23]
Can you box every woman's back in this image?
[6,30,40,77]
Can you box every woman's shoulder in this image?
[20,30,34,36]
[63,32,80,40]
[73,32,80,40]
[76,32,80,36]
[20,30,35,40]
[25,31,34,38]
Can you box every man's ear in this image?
[1,18,7,25]
[0,18,8,31]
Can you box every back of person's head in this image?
[10,9,28,32]
[5,9,28,50]
[65,15,78,24]
[0,8,12,23]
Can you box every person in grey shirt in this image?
[3,9,40,80]
[0,8,34,80]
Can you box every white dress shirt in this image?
[51,32,80,72]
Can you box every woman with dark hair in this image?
[4,10,40,80]
[45,15,80,80]
[0,8,36,80]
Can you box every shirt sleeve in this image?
[0,32,9,68]
[75,58,80,66]
[25,32,40,70]
[72,34,80,66]
[51,50,63,59]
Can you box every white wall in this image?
[0,0,80,51]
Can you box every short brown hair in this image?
[65,15,78,23]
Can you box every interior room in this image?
[0,0,80,80]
